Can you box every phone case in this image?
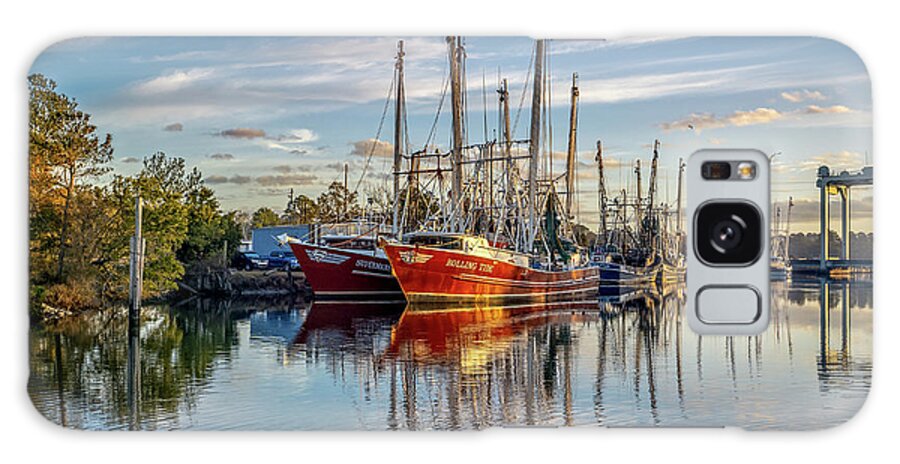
[27,36,872,430]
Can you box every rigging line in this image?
[424,62,450,150]
[482,69,488,143]
[461,39,469,147]
[511,42,535,139]
[546,42,553,182]
[354,69,397,193]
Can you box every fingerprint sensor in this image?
[696,285,761,324]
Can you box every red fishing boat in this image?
[287,225,404,300]
[381,233,600,307]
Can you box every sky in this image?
[30,36,872,232]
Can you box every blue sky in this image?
[30,36,872,232]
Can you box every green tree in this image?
[283,194,318,224]
[252,207,280,229]
[105,153,192,297]
[29,74,113,282]
[178,179,241,264]
[316,181,361,223]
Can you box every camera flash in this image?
[737,162,756,180]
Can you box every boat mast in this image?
[676,157,685,252]
[565,72,579,218]
[785,196,794,260]
[634,158,642,242]
[596,140,608,247]
[646,140,660,250]
[498,78,520,250]
[392,40,405,237]
[528,39,544,251]
[447,36,465,232]
[676,157,684,235]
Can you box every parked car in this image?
[268,250,300,270]
[232,251,268,271]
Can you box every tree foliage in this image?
[29,73,245,311]
[316,181,361,223]
[251,207,280,229]
[29,74,113,283]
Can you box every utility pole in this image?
[392,40,405,237]
[343,163,349,222]
[448,36,465,232]
[528,39,544,251]
[565,72,579,218]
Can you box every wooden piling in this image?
[126,193,144,429]
[128,194,144,323]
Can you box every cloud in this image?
[803,104,851,114]
[782,195,872,227]
[261,129,319,154]
[661,105,857,132]
[209,153,235,160]
[205,174,252,185]
[256,173,318,187]
[350,138,394,158]
[269,128,318,144]
[661,107,784,132]
[131,68,213,95]
[120,156,140,163]
[272,165,312,173]
[217,128,266,139]
[781,89,826,103]
[163,122,183,132]
[793,150,867,173]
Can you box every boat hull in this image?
[288,242,404,299]
[594,261,659,285]
[382,243,601,308]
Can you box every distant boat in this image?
[591,245,662,285]
[769,256,792,281]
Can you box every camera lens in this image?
[695,202,762,265]
[710,217,744,252]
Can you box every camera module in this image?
[695,202,762,265]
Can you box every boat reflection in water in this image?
[28,281,871,430]
[384,300,601,429]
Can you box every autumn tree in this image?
[29,73,113,282]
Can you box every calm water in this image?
[28,280,872,430]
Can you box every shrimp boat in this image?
[591,140,685,286]
[381,38,603,308]
[286,222,403,300]
[381,232,600,306]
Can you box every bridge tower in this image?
[816,165,873,271]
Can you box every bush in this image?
[41,279,103,313]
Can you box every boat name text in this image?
[446,258,494,273]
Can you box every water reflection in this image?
[29,281,871,430]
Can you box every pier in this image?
[814,165,872,274]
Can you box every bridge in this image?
[815,165,873,274]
